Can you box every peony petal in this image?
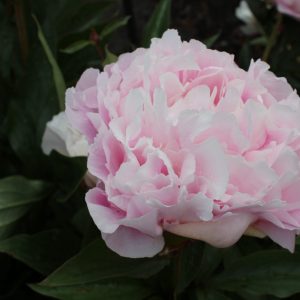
[160,73,184,106]
[194,138,229,199]
[165,213,256,247]
[41,112,88,157]
[41,119,69,156]
[102,226,165,258]
[120,208,162,236]
[76,68,99,91]
[86,187,124,234]
[255,221,296,252]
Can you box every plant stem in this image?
[173,253,181,300]
[159,239,189,256]
[262,12,282,62]
[14,0,29,64]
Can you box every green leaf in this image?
[0,206,31,228]
[0,176,49,209]
[31,278,152,300]
[47,153,86,203]
[6,33,59,173]
[249,36,267,46]
[175,241,203,293]
[0,0,17,80]
[212,250,300,298]
[0,229,80,275]
[33,15,66,110]
[238,43,253,70]
[100,16,130,40]
[194,244,223,282]
[0,176,51,235]
[146,296,164,300]
[203,32,221,48]
[142,0,171,47]
[39,239,169,287]
[30,239,167,299]
[245,0,269,23]
[56,0,117,37]
[103,45,118,66]
[196,290,231,300]
[60,40,94,54]
[222,245,242,268]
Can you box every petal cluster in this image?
[66,30,300,257]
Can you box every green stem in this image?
[14,0,29,64]
[173,253,181,300]
[262,13,282,62]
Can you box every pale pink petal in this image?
[86,188,125,234]
[76,68,99,91]
[120,209,162,236]
[255,221,296,252]
[160,73,184,106]
[102,226,165,258]
[274,0,300,20]
[165,213,256,248]
[194,138,229,199]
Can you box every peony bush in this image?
[66,30,300,258]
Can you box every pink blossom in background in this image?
[274,0,300,20]
[66,29,300,258]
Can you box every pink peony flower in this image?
[66,29,300,258]
[274,0,300,20]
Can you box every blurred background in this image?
[0,0,300,299]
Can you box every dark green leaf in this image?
[249,36,267,46]
[103,45,118,65]
[222,245,242,268]
[0,229,80,275]
[175,241,203,293]
[0,1,17,80]
[0,176,51,236]
[7,101,43,169]
[0,176,49,209]
[245,0,269,23]
[56,0,117,37]
[31,278,152,300]
[203,32,221,48]
[194,244,223,282]
[212,250,300,297]
[196,289,231,300]
[60,40,94,54]
[33,15,66,110]
[6,37,58,174]
[100,16,130,40]
[238,43,253,70]
[39,239,169,286]
[142,0,171,47]
[47,152,86,203]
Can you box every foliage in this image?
[0,0,300,299]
